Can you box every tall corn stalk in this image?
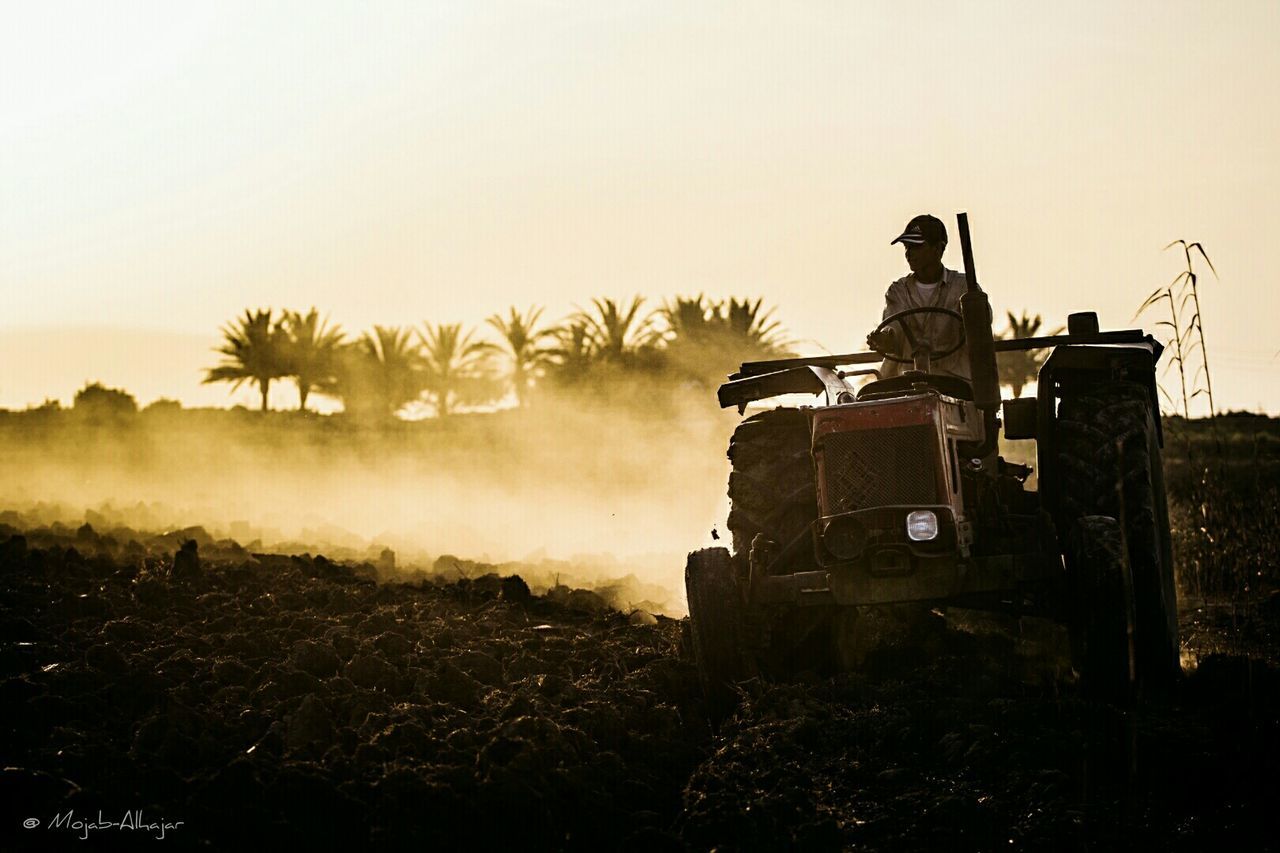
[1136,276,1191,418]
[1167,240,1219,417]
[1136,240,1218,419]
[1136,241,1226,601]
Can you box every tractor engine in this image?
[812,392,982,570]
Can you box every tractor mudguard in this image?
[1036,340,1164,449]
[717,365,850,411]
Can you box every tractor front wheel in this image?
[685,547,750,725]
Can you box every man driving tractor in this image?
[866,214,973,381]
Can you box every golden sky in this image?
[3,0,1277,412]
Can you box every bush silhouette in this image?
[73,382,138,420]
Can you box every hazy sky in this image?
[3,0,1277,412]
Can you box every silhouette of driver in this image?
[866,214,971,381]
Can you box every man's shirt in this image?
[879,266,972,380]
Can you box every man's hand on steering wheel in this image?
[868,306,966,364]
[865,327,898,353]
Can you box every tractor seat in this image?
[856,371,974,401]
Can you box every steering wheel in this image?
[870,306,966,364]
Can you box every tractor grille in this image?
[819,425,939,513]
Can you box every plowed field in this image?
[3,528,1278,850]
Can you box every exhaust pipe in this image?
[957,213,1001,460]
[957,213,1000,412]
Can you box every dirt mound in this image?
[681,629,1280,849]
[0,538,705,849]
[2,529,1278,849]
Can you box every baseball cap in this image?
[891,214,947,247]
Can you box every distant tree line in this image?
[39,303,1053,421]
[201,297,791,417]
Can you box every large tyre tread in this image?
[726,408,817,560]
[685,547,749,725]
[1068,516,1136,705]
[1055,380,1179,693]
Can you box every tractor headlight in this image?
[906,510,939,542]
[824,517,868,560]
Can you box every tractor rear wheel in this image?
[685,547,750,725]
[726,407,817,563]
[1066,516,1136,705]
[1055,380,1179,695]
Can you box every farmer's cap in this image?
[891,214,947,247]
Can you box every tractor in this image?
[685,213,1179,720]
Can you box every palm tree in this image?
[660,294,718,345]
[660,294,791,388]
[659,294,718,385]
[418,322,499,418]
[486,306,556,407]
[280,308,346,412]
[571,296,661,366]
[338,326,423,419]
[997,311,1062,398]
[544,321,595,386]
[722,297,788,354]
[203,308,287,411]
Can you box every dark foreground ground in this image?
[2,529,1278,851]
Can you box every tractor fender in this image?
[718,365,851,411]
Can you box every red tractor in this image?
[686,214,1178,720]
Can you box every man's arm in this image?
[876,283,907,379]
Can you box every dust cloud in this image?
[0,393,747,615]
